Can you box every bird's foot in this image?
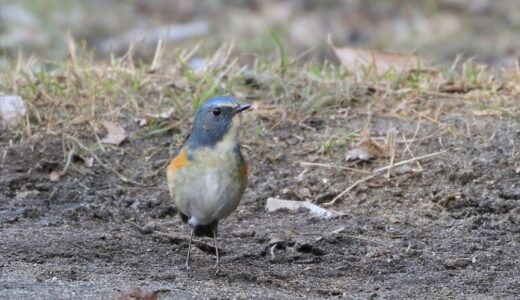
[184,259,191,271]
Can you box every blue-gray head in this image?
[186,96,251,148]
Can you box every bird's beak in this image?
[234,104,251,114]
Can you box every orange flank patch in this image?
[167,149,188,181]
[239,160,248,191]
[167,149,189,197]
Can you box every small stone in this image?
[0,95,26,126]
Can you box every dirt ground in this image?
[2,1,520,299]
[1,89,520,299]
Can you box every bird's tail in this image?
[179,213,218,237]
[194,220,218,237]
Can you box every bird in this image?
[166,96,250,274]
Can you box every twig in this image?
[61,149,75,174]
[401,133,422,172]
[373,150,447,173]
[385,130,397,178]
[270,244,278,258]
[322,174,378,207]
[324,150,447,207]
[299,161,371,174]
[412,119,422,141]
[148,38,164,72]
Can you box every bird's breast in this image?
[168,141,247,225]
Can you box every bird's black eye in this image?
[212,107,221,116]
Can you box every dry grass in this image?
[2,39,520,172]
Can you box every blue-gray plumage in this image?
[187,96,249,149]
[167,96,250,274]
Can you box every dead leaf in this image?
[297,187,313,201]
[328,35,422,75]
[346,138,385,161]
[281,187,313,201]
[49,171,61,182]
[113,288,158,300]
[267,232,288,246]
[439,81,470,93]
[101,121,127,146]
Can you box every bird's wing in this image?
[239,159,248,192]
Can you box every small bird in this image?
[166,96,250,274]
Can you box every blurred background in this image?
[1,0,519,69]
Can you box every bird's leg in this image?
[213,228,220,275]
[185,226,194,270]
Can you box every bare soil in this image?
[1,95,520,299]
